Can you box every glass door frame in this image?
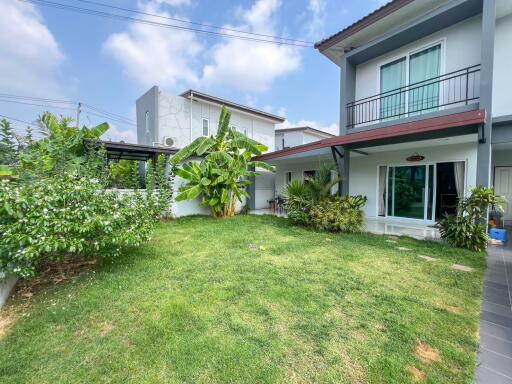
[382,162,437,223]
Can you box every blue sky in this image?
[0,0,386,141]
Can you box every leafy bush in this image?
[439,186,506,251]
[0,174,162,278]
[439,215,488,252]
[308,196,367,233]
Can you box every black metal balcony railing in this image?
[346,64,481,129]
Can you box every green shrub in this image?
[439,186,506,251]
[0,174,163,278]
[308,196,367,233]
[439,214,488,252]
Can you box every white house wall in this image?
[350,142,478,218]
[157,92,276,151]
[354,15,482,102]
[493,13,512,118]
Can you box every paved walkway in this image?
[476,239,512,383]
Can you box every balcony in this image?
[346,65,481,130]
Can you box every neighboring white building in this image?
[256,0,512,225]
[274,127,334,151]
[136,87,285,215]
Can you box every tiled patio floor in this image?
[476,237,512,384]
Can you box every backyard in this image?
[0,215,485,383]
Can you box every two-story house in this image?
[254,0,512,227]
[274,127,334,151]
[136,86,285,214]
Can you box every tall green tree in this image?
[19,112,109,180]
[171,106,274,217]
[0,119,18,165]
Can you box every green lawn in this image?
[0,215,486,383]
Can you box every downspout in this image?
[189,91,193,144]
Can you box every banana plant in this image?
[172,106,274,217]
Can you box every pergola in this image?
[89,140,178,162]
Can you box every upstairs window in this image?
[202,118,209,137]
[379,43,441,120]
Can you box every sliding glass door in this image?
[386,165,435,220]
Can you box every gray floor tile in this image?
[485,291,512,307]
[481,320,512,343]
[478,348,512,378]
[476,366,512,384]
[480,332,512,358]
[482,301,512,319]
[481,311,512,329]
[485,280,509,290]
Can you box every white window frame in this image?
[202,118,209,137]
[377,39,446,119]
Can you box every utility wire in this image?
[19,0,314,47]
[0,98,77,111]
[0,92,136,126]
[0,114,39,128]
[75,0,314,45]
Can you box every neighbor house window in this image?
[281,138,285,149]
[285,172,292,184]
[145,111,150,134]
[202,118,209,136]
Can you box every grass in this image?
[0,215,486,383]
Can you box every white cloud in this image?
[306,0,327,38]
[0,1,65,97]
[103,1,202,89]
[278,119,339,135]
[156,0,192,6]
[201,0,301,93]
[102,123,138,143]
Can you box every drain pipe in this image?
[189,91,193,144]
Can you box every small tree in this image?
[171,106,273,217]
[0,119,18,165]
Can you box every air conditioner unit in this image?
[162,136,176,147]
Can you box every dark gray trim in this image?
[340,57,356,135]
[331,146,344,196]
[476,0,495,187]
[341,146,350,196]
[347,104,479,134]
[493,125,512,144]
[493,114,512,126]
[345,0,482,65]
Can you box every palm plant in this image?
[284,164,341,202]
[171,106,274,217]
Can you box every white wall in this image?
[354,15,482,101]
[350,142,478,218]
[157,92,276,151]
[493,13,512,118]
[303,132,328,144]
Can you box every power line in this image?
[0,92,136,126]
[19,0,314,48]
[0,98,77,111]
[0,114,39,128]
[75,0,314,45]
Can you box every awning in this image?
[256,109,486,162]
